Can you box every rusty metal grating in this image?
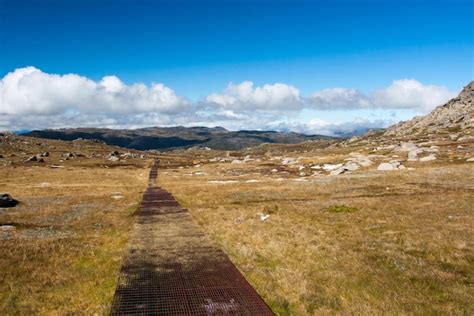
[111,159,274,315]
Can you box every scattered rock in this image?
[377,163,395,171]
[345,154,373,167]
[0,225,16,232]
[419,155,437,162]
[394,142,418,152]
[281,157,297,165]
[322,163,343,171]
[389,160,401,168]
[25,155,44,162]
[344,162,360,171]
[108,156,120,162]
[0,193,19,208]
[408,148,423,161]
[449,134,459,141]
[231,159,243,164]
[62,152,75,159]
[330,167,347,176]
[467,158,474,162]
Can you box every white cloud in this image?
[0,67,460,135]
[308,79,456,112]
[309,88,370,110]
[369,79,456,111]
[205,81,301,111]
[0,66,189,116]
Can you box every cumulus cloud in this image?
[0,67,459,135]
[0,66,189,116]
[205,81,302,111]
[369,79,456,111]
[308,79,456,112]
[309,88,370,110]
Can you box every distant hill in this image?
[23,126,337,151]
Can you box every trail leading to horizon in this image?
[111,159,273,315]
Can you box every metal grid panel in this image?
[111,159,274,315]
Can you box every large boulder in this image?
[0,193,19,208]
[344,162,361,171]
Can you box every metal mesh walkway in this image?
[111,159,274,315]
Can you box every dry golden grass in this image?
[1,134,473,314]
[160,159,474,315]
[0,137,151,314]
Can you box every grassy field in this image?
[160,159,474,314]
[1,134,473,314]
[0,138,150,314]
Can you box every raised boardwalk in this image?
[111,159,273,315]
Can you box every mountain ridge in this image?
[24,126,336,151]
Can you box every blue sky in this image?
[0,0,473,134]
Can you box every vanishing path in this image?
[111,159,273,315]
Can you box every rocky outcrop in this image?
[385,81,473,137]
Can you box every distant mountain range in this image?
[23,126,337,151]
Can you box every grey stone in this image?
[419,155,437,162]
[0,193,19,208]
[377,163,395,171]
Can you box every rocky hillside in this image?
[23,126,336,151]
[385,81,473,137]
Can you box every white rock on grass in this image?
[377,162,395,171]
[322,163,343,171]
[344,162,361,171]
[345,154,373,167]
[389,160,401,168]
[231,159,243,164]
[0,225,16,232]
[281,157,297,165]
[330,167,347,176]
[394,142,418,152]
[408,148,424,161]
[419,155,437,162]
[467,157,474,162]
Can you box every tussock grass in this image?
[0,149,149,314]
[160,161,474,315]
[325,204,359,213]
